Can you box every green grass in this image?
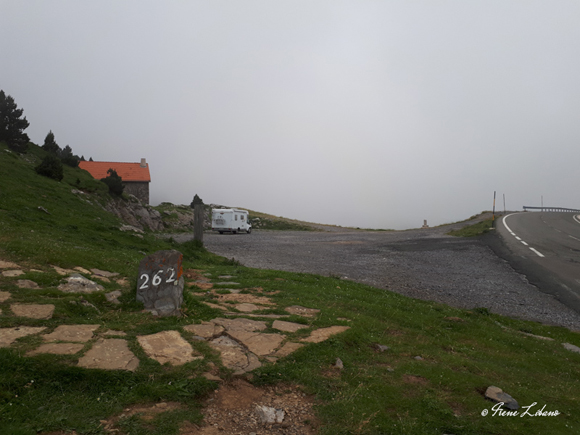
[1,142,580,434]
[447,218,494,237]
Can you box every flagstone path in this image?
[0,263,351,376]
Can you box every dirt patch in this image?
[403,374,429,386]
[99,402,184,432]
[181,379,317,435]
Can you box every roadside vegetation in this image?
[447,218,495,237]
[1,142,580,434]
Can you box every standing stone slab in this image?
[137,330,202,365]
[136,250,184,316]
[78,338,139,371]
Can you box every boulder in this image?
[485,386,519,410]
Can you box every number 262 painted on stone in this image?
[139,268,177,289]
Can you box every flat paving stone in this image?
[103,330,127,336]
[137,330,202,365]
[0,291,11,303]
[227,330,285,356]
[0,327,47,348]
[216,293,274,305]
[215,281,240,286]
[272,320,309,333]
[183,322,225,339]
[28,343,85,356]
[301,326,350,343]
[211,317,267,332]
[52,266,74,276]
[209,336,261,374]
[78,338,139,371]
[43,324,100,343]
[285,305,320,317]
[74,266,91,274]
[90,268,119,278]
[16,280,40,289]
[0,260,19,269]
[204,302,228,311]
[2,270,25,277]
[274,342,305,358]
[235,303,260,312]
[11,304,55,319]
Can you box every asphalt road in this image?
[173,215,580,330]
[493,212,580,314]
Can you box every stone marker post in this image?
[193,203,204,243]
[136,250,184,316]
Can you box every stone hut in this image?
[79,158,151,204]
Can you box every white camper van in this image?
[211,209,252,234]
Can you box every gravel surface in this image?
[174,219,580,331]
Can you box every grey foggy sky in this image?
[2,1,579,229]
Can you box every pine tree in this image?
[0,90,30,153]
[101,169,124,196]
[42,130,60,155]
[35,154,64,181]
[60,145,79,167]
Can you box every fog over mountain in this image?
[2,1,579,229]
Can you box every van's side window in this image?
[241,216,245,221]
[235,215,238,221]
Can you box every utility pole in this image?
[503,194,506,214]
[492,191,496,221]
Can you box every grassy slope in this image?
[1,143,580,434]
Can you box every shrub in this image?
[101,168,124,196]
[35,154,64,181]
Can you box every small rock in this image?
[0,260,19,269]
[58,274,104,294]
[335,358,344,369]
[563,343,580,354]
[485,386,519,410]
[414,356,423,361]
[256,405,285,424]
[37,206,50,215]
[105,290,122,304]
[2,270,24,277]
[376,344,389,352]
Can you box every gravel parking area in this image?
[175,222,580,331]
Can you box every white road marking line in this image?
[570,235,580,242]
[503,213,543,257]
[574,215,580,225]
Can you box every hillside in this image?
[1,142,580,435]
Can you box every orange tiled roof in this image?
[79,161,151,182]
